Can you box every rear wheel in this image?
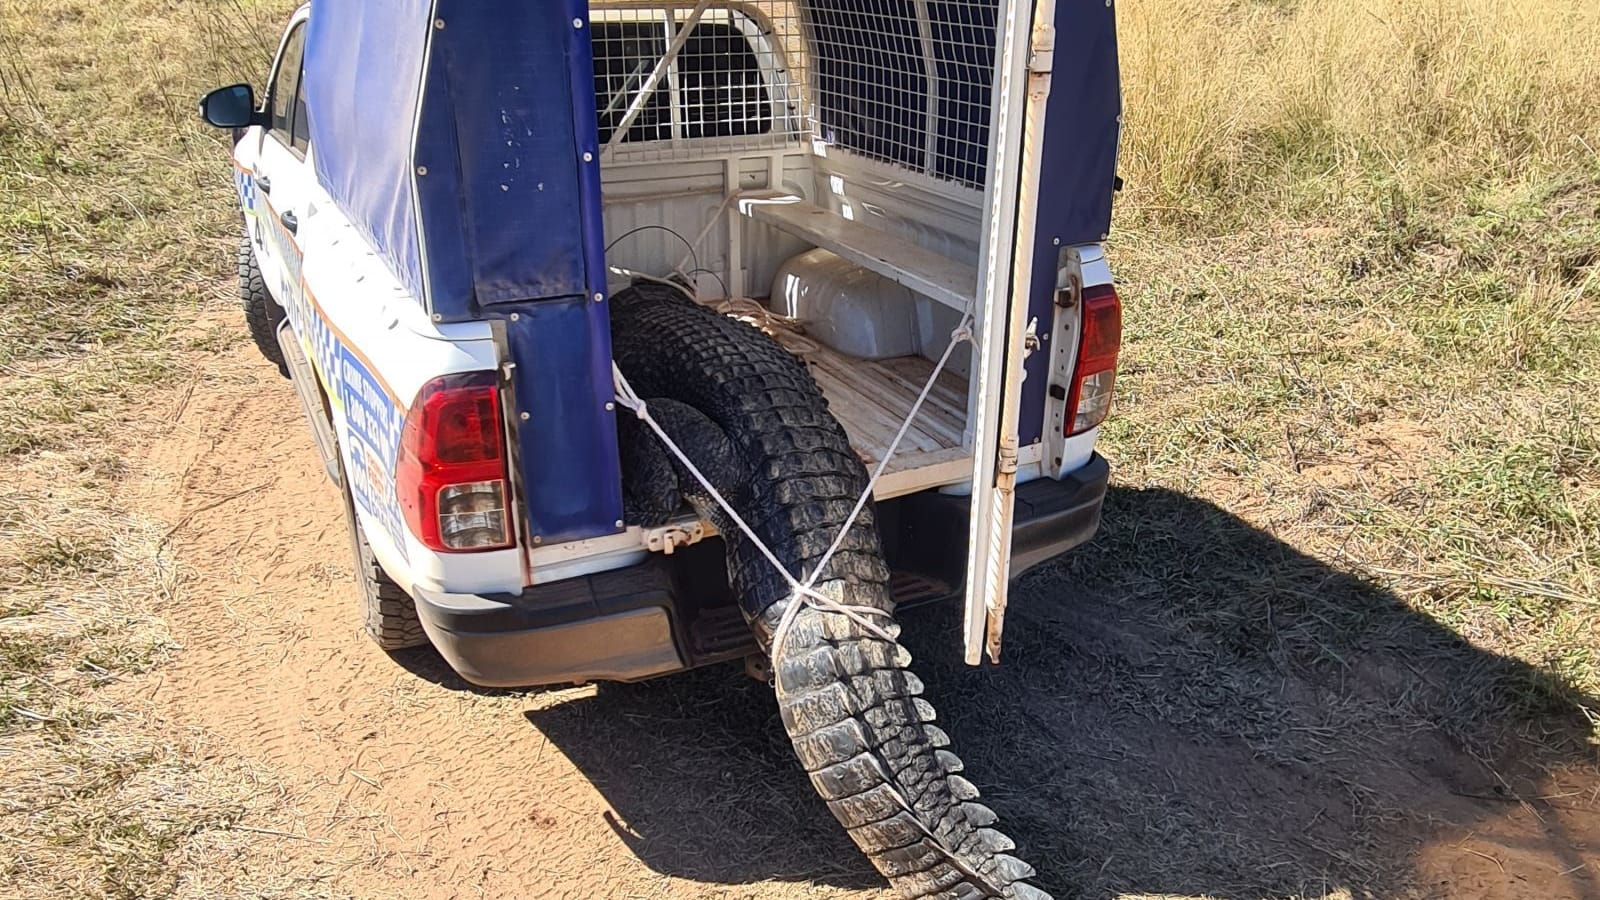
[237,229,288,377]
[611,283,1048,899]
[338,467,427,650]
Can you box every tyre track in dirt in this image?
[129,340,879,899]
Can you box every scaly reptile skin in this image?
[610,282,1051,900]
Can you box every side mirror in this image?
[198,84,258,129]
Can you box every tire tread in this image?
[237,231,288,376]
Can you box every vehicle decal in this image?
[297,285,410,562]
[333,338,409,560]
[294,284,408,562]
[296,283,405,412]
[231,159,256,216]
[252,198,411,562]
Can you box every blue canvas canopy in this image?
[300,0,1116,323]
[305,0,622,545]
[303,0,605,321]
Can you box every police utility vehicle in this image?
[201,2,1121,896]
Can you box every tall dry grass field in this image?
[1118,0,1600,219]
[1104,0,1599,713]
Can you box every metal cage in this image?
[592,0,1001,190]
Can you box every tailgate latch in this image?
[644,521,709,555]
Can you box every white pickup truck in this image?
[200,2,1121,897]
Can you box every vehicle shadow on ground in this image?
[513,487,1596,898]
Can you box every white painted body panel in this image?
[293,203,525,597]
[234,10,527,598]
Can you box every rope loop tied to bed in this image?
[611,308,977,667]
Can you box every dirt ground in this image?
[103,325,1597,899]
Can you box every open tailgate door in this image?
[962,0,1056,665]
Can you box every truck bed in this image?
[804,345,972,499]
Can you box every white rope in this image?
[608,268,821,357]
[613,368,898,647]
[712,297,821,356]
[674,193,735,275]
[612,310,974,669]
[768,312,973,659]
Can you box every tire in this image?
[611,283,1049,900]
[237,230,289,377]
[339,469,428,651]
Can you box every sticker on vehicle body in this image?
[232,161,256,215]
[253,198,411,563]
[336,345,408,556]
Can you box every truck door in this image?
[962,0,1056,665]
[252,13,314,318]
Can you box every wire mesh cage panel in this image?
[591,0,1001,190]
[806,0,997,188]
[592,3,807,163]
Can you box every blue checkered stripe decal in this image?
[296,290,339,385]
[234,165,256,213]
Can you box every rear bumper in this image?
[883,452,1109,590]
[412,562,688,688]
[413,454,1109,687]
[1010,452,1111,574]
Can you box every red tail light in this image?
[396,372,514,552]
[1066,284,1121,436]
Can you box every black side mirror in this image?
[199,83,258,129]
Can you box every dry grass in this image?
[1119,0,1600,223]
[0,0,283,451]
[1108,0,1600,718]
[1,2,299,897]
[0,459,238,898]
